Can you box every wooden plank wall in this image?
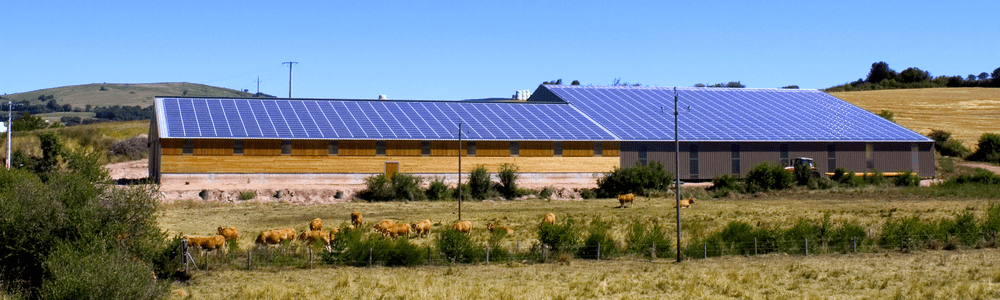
[387,141,421,156]
[245,140,281,156]
[431,141,460,156]
[602,141,620,157]
[292,140,327,156]
[563,141,593,157]
[162,139,183,155]
[521,141,554,157]
[161,155,620,174]
[340,140,376,156]
[193,139,233,156]
[476,141,509,157]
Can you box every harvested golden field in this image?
[161,193,1000,299]
[830,88,1000,148]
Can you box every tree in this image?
[781,85,799,89]
[541,79,563,85]
[993,67,1000,80]
[12,112,50,131]
[968,74,977,82]
[570,80,580,85]
[978,72,989,81]
[866,61,895,84]
[877,110,895,122]
[899,67,930,83]
[725,81,745,88]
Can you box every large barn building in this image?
[148,85,933,185]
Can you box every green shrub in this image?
[793,163,814,186]
[813,177,836,190]
[579,219,618,259]
[579,188,597,200]
[40,242,167,300]
[426,177,450,201]
[930,130,971,157]
[326,227,420,266]
[487,229,511,262]
[239,190,256,200]
[969,133,1000,163]
[707,174,742,197]
[626,222,673,258]
[828,222,868,251]
[539,186,555,199]
[744,162,794,193]
[468,165,493,200]
[596,161,674,197]
[451,183,472,201]
[358,174,393,201]
[685,222,780,258]
[880,217,935,251]
[780,219,823,253]
[437,229,484,263]
[894,171,921,187]
[391,173,426,201]
[497,163,521,200]
[982,203,1000,235]
[947,169,1000,185]
[538,218,579,254]
[357,173,426,201]
[384,238,426,267]
[936,211,981,249]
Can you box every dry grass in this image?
[830,88,1000,149]
[168,250,1000,299]
[3,120,148,158]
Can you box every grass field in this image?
[3,120,148,161]
[160,191,1000,299]
[2,82,249,109]
[830,87,1000,149]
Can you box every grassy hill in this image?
[830,87,1000,149]
[0,83,257,121]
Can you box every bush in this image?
[828,223,868,251]
[579,188,597,200]
[497,163,521,200]
[596,161,674,197]
[937,211,981,249]
[325,228,422,266]
[982,203,1000,235]
[707,174,741,197]
[780,219,823,253]
[426,177,450,201]
[40,242,167,300]
[239,190,256,200]
[685,222,780,258]
[357,173,426,201]
[579,219,618,259]
[468,165,492,200]
[451,183,472,201]
[969,133,1000,163]
[862,169,887,186]
[894,171,921,187]
[744,162,794,193]
[626,222,673,258]
[946,169,1000,185]
[793,162,814,186]
[437,230,484,263]
[538,186,555,199]
[108,137,148,160]
[538,218,579,254]
[384,238,427,267]
[929,130,971,157]
[880,217,935,251]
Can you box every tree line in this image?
[826,62,1000,92]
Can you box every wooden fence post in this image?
[369,248,373,266]
[852,236,857,253]
[805,238,809,255]
[182,239,189,275]
[486,246,490,265]
[754,238,758,255]
[597,243,601,260]
[247,250,252,271]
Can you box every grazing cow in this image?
[411,220,432,238]
[278,228,297,241]
[347,225,356,230]
[486,222,514,235]
[351,211,363,228]
[255,230,282,246]
[217,226,239,240]
[386,223,412,238]
[618,193,635,208]
[541,213,556,226]
[309,218,323,231]
[184,235,227,252]
[453,220,473,234]
[678,198,696,208]
[374,220,396,236]
[299,230,333,246]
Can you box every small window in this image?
[234,140,244,155]
[638,143,648,166]
[554,141,563,157]
[281,140,292,155]
[376,141,386,156]
[421,141,431,156]
[328,141,338,155]
[510,141,519,157]
[182,139,193,155]
[594,141,603,156]
[467,141,476,156]
[731,144,740,175]
[779,143,789,166]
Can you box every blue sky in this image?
[3,1,998,100]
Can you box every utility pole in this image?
[673,87,681,263]
[255,76,261,95]
[457,122,463,220]
[282,61,298,98]
[6,101,12,170]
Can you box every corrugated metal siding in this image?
[918,142,934,177]
[694,143,729,179]
[835,143,866,173]
[741,142,779,175]
[874,142,911,172]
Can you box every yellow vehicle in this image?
[784,157,821,178]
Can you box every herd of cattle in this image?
[181,195,694,253]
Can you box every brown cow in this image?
[618,193,635,208]
[309,218,323,231]
[351,211,363,228]
[184,235,227,252]
[299,230,333,246]
[541,213,556,226]
[278,228,297,241]
[374,220,395,236]
[255,230,282,246]
[411,220,433,238]
[217,226,239,240]
[678,198,696,208]
[386,223,412,238]
[453,220,473,234]
[486,222,514,235]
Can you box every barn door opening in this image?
[385,161,399,178]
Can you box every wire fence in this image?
[178,230,1000,274]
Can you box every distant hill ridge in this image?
[0,82,273,109]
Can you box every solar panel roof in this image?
[155,97,618,141]
[538,85,932,142]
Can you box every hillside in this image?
[0,82,257,111]
[830,88,1000,148]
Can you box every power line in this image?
[282,61,298,98]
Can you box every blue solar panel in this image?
[157,97,617,141]
[542,85,931,142]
